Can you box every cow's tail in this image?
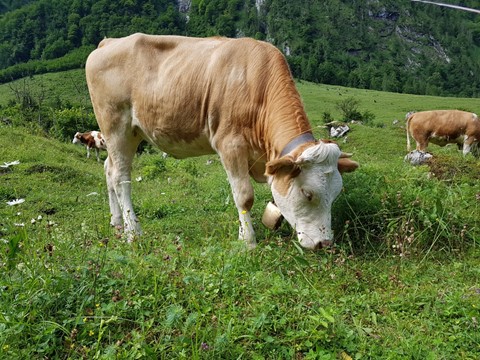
[405,111,415,151]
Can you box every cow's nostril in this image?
[321,240,333,248]
[314,240,333,250]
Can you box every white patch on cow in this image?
[463,136,471,156]
[269,142,342,249]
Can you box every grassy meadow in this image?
[0,70,479,359]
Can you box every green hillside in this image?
[1,78,479,358]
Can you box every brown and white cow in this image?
[85,33,358,250]
[72,131,107,162]
[406,110,480,156]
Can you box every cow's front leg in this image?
[86,146,91,159]
[463,136,475,156]
[218,139,256,249]
[231,178,256,249]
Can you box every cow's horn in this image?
[340,152,353,158]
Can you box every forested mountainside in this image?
[0,0,479,96]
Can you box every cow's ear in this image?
[265,156,301,177]
[338,158,359,173]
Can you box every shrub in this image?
[140,155,168,180]
[50,107,97,141]
[321,111,334,124]
[334,164,478,256]
[336,96,375,124]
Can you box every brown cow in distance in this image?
[72,131,107,162]
[406,110,480,156]
[86,33,359,250]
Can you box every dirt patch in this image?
[427,155,480,182]
[25,164,77,181]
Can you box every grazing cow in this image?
[85,33,359,250]
[72,131,107,162]
[406,110,480,156]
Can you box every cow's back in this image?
[86,34,287,158]
[409,110,472,127]
[409,110,472,136]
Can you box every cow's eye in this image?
[301,188,313,201]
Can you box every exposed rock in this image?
[177,0,191,13]
[324,122,350,138]
[404,150,433,165]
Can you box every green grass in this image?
[0,75,479,359]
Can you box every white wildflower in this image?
[31,218,36,224]
[7,199,25,206]
[14,223,25,227]
[37,215,43,220]
[86,192,99,197]
[135,176,142,182]
[0,160,20,168]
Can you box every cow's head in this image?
[72,132,82,145]
[265,141,358,250]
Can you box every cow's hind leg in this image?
[105,157,122,229]
[217,138,256,249]
[415,137,428,152]
[104,136,143,242]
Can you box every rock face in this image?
[256,0,265,12]
[177,0,191,13]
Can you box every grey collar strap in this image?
[279,133,316,157]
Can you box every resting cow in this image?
[72,131,107,162]
[85,33,358,250]
[406,110,480,156]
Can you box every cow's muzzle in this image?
[298,235,334,250]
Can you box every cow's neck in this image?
[263,77,314,160]
[279,132,316,157]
